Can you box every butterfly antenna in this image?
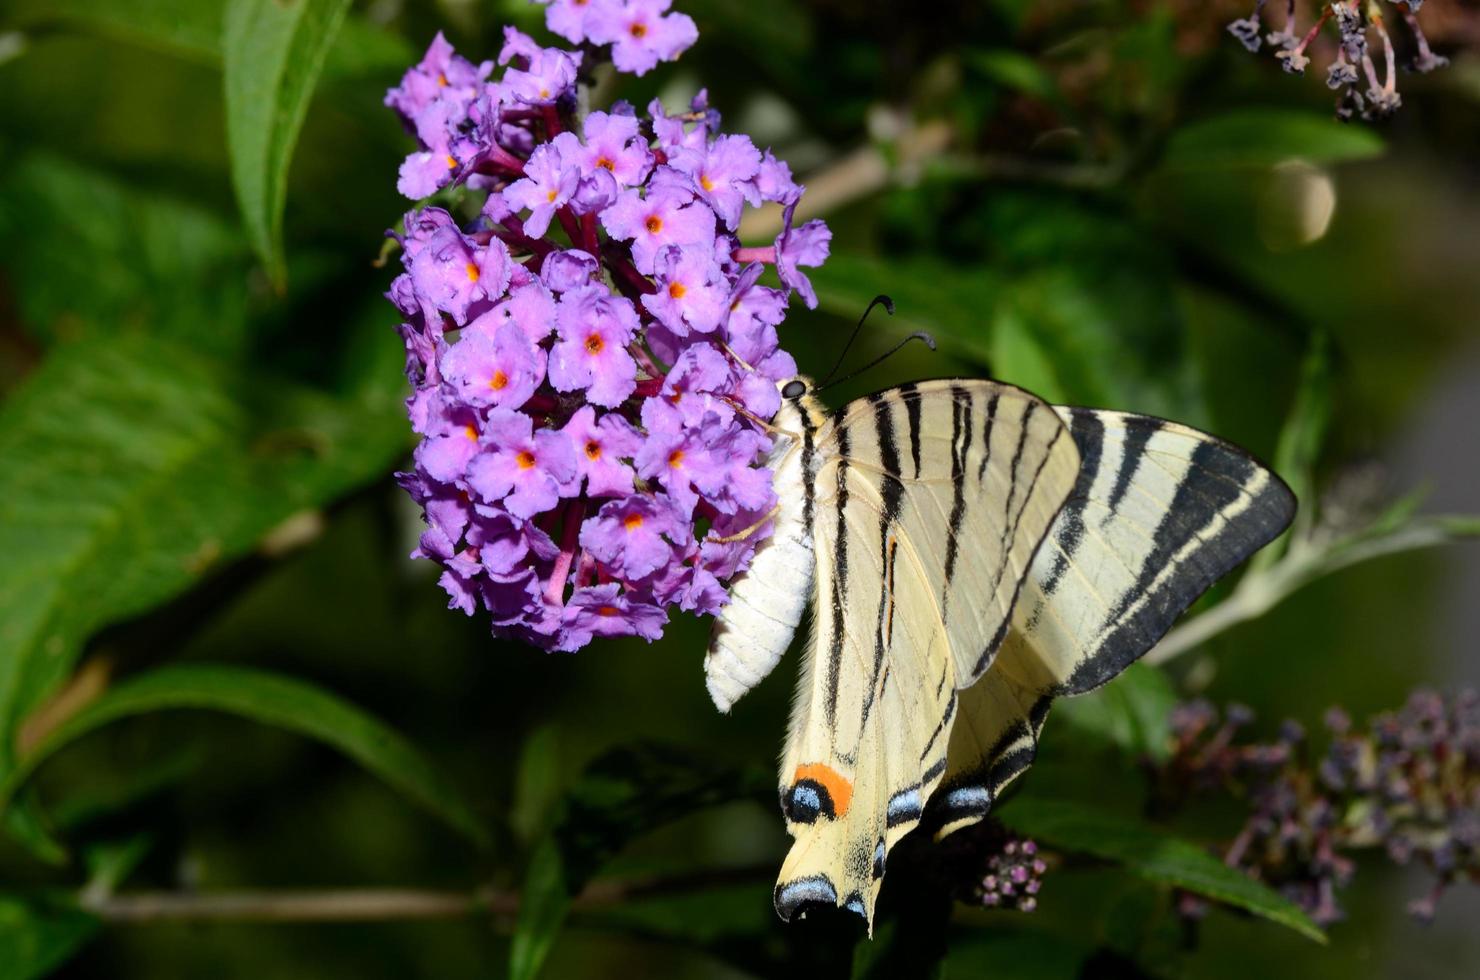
[818,294,896,387]
[817,328,938,394]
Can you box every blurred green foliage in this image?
[0,0,1477,977]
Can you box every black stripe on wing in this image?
[1060,420,1296,695]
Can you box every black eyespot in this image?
[782,379,806,399]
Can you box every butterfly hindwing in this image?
[925,407,1296,836]
[773,381,1081,929]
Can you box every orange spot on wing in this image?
[793,763,853,818]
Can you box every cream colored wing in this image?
[772,380,1081,930]
[925,407,1297,837]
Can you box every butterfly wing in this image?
[926,407,1297,836]
[773,380,1081,929]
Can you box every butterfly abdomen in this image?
[705,408,818,712]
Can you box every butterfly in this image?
[704,375,1295,929]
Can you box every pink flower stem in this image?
[1293,7,1331,57]
[732,246,776,264]
[495,214,557,260]
[542,104,563,140]
[475,143,528,177]
[543,498,586,606]
[580,213,601,256]
[600,243,657,297]
[630,343,666,382]
[556,206,584,248]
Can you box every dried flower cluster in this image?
[971,836,1049,912]
[384,4,829,651]
[1161,690,1480,924]
[1228,1,1450,120]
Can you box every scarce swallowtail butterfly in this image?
[704,373,1295,930]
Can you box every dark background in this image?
[0,0,1477,976]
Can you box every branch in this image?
[77,863,774,925]
[1147,514,1480,666]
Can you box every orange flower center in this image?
[623,513,644,531]
[667,449,684,469]
[700,174,716,192]
[629,22,648,38]
[668,282,687,299]
[644,215,663,234]
[596,156,615,171]
[598,605,620,616]
[585,333,604,354]
[490,370,508,391]
[546,188,559,203]
[516,451,537,470]
[465,262,480,283]
[445,154,458,169]
[464,424,478,442]
[585,441,602,460]
[437,72,449,87]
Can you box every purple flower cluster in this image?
[972,837,1047,913]
[384,10,830,651]
[1160,691,1480,926]
[1226,1,1449,120]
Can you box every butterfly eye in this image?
[782,379,806,399]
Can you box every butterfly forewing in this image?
[924,407,1296,836]
[773,381,1081,928]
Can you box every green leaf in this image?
[0,664,488,848]
[1249,331,1331,573]
[222,0,353,286]
[0,153,250,355]
[1000,798,1326,943]
[0,895,98,980]
[511,743,769,980]
[1162,110,1385,171]
[1056,664,1177,763]
[965,49,1061,103]
[5,0,224,62]
[6,0,413,78]
[940,928,1093,979]
[0,333,406,792]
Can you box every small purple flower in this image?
[774,200,832,309]
[587,0,698,76]
[468,509,558,576]
[568,163,618,215]
[562,406,642,497]
[467,410,579,518]
[569,110,654,187]
[497,27,579,105]
[385,32,490,126]
[751,149,801,204]
[407,215,514,324]
[580,494,682,579]
[541,249,601,294]
[562,583,668,646]
[669,134,762,230]
[487,280,559,344]
[415,526,485,615]
[642,244,729,335]
[504,142,579,238]
[441,319,545,410]
[549,286,640,407]
[413,393,485,484]
[601,181,717,274]
[539,0,611,45]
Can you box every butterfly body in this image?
[705,375,1295,931]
